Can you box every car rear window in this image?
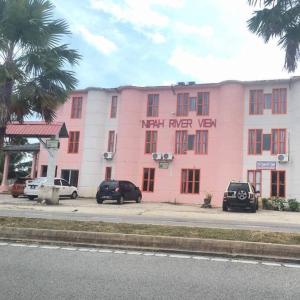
[100,181,118,189]
[228,183,249,192]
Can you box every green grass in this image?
[0,216,300,245]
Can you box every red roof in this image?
[5,122,69,138]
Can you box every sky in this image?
[51,0,299,89]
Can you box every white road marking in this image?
[192,256,210,260]
[169,254,191,259]
[143,252,155,256]
[61,247,77,251]
[78,248,91,252]
[10,243,27,247]
[114,250,126,254]
[0,242,8,246]
[211,258,229,262]
[127,251,142,255]
[231,259,259,265]
[154,253,168,257]
[262,262,282,267]
[284,264,300,269]
[40,246,60,249]
[98,249,112,253]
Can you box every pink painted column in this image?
[31,152,37,179]
[0,153,10,192]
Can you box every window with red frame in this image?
[247,170,262,194]
[271,129,286,154]
[272,88,287,114]
[197,92,209,115]
[145,131,157,154]
[105,167,112,180]
[181,169,200,194]
[175,130,188,154]
[143,168,155,192]
[71,97,82,119]
[195,130,208,154]
[110,96,118,118]
[68,131,80,153]
[147,94,159,117]
[176,93,189,116]
[107,131,115,152]
[248,129,262,155]
[249,90,263,115]
[271,171,285,197]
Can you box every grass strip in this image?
[0,216,300,245]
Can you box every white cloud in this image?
[168,33,295,82]
[145,32,166,44]
[175,22,214,38]
[77,26,117,55]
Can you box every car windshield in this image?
[228,183,249,192]
[100,181,118,189]
[30,177,47,185]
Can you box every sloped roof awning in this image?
[3,143,40,152]
[5,122,69,138]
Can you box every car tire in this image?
[256,201,259,210]
[136,196,142,203]
[222,202,228,211]
[250,204,257,213]
[12,194,18,198]
[28,196,35,201]
[117,196,124,205]
[71,191,78,199]
[96,198,103,204]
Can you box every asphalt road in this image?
[1,208,300,233]
[0,242,300,300]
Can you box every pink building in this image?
[37,78,300,206]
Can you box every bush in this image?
[271,198,286,211]
[262,198,272,210]
[288,199,299,212]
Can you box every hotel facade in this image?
[37,77,300,206]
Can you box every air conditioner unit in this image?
[277,154,289,163]
[152,152,162,161]
[103,152,114,160]
[162,152,174,161]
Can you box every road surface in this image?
[0,241,300,300]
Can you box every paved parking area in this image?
[0,194,299,232]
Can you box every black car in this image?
[96,180,142,204]
[222,181,258,213]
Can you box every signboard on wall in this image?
[46,139,60,149]
[256,161,276,170]
[159,162,169,169]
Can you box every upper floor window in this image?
[71,97,82,119]
[272,88,287,114]
[175,130,188,154]
[181,169,200,194]
[147,94,159,117]
[249,90,263,115]
[107,130,115,152]
[195,130,208,154]
[110,96,118,118]
[197,92,209,116]
[264,94,272,109]
[176,93,189,116]
[271,129,286,154]
[145,131,157,154]
[248,129,262,155]
[68,131,80,153]
[143,168,155,192]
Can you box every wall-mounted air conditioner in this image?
[162,152,174,161]
[277,154,289,163]
[152,152,162,161]
[103,152,114,160]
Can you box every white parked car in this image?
[24,177,78,200]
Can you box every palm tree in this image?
[0,0,81,146]
[248,0,300,72]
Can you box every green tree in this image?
[248,0,300,72]
[0,0,81,144]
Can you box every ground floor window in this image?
[247,170,261,194]
[271,171,285,198]
[143,168,155,192]
[181,169,200,194]
[105,167,112,180]
[61,169,79,187]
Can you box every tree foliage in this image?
[0,0,81,130]
[248,0,300,72]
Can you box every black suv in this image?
[96,180,142,204]
[222,181,258,213]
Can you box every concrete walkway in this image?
[0,194,299,232]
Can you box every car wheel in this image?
[28,196,35,201]
[96,198,103,204]
[12,194,18,198]
[256,200,259,210]
[250,204,256,213]
[71,191,78,199]
[236,189,248,201]
[136,196,142,203]
[117,196,124,205]
[222,202,228,211]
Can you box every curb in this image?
[0,226,300,262]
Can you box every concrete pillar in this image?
[0,152,10,192]
[31,152,37,179]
